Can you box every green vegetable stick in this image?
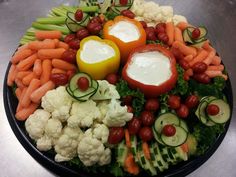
[36,17,66,25]
[51,7,67,16]
[32,22,70,34]
[78,6,99,12]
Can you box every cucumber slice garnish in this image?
[154,113,180,134]
[161,125,188,147]
[207,99,230,124]
[183,28,194,44]
[69,73,92,91]
[187,26,208,40]
[73,87,96,98]
[179,119,189,132]
[66,12,90,32]
[152,127,164,145]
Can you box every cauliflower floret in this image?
[67,100,101,128]
[41,86,73,122]
[97,100,110,122]
[77,130,111,166]
[131,0,145,16]
[103,99,133,127]
[25,109,50,140]
[45,118,62,139]
[92,124,109,143]
[36,135,53,151]
[54,126,83,162]
[159,6,174,22]
[91,80,120,100]
[173,15,188,25]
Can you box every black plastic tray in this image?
[3,62,233,177]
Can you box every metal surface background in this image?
[0,0,235,177]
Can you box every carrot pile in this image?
[167,23,227,81]
[7,30,77,121]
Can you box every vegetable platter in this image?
[3,0,233,177]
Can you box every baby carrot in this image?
[174,27,184,43]
[176,22,190,31]
[37,48,66,59]
[15,103,39,121]
[142,142,151,160]
[40,59,52,84]
[35,30,62,40]
[33,59,42,76]
[205,70,224,78]
[22,72,38,86]
[202,40,215,52]
[16,53,37,71]
[17,87,27,112]
[172,41,197,56]
[207,64,224,71]
[57,41,69,50]
[11,49,33,64]
[7,64,16,86]
[124,153,140,175]
[21,79,41,108]
[51,68,66,74]
[15,88,22,100]
[30,81,55,103]
[211,56,221,65]
[15,78,26,89]
[166,22,175,46]
[18,43,29,51]
[52,59,76,71]
[53,39,60,47]
[16,71,31,80]
[124,129,131,148]
[184,55,193,62]
[189,50,208,66]
[203,50,216,65]
[28,39,56,50]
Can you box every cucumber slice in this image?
[66,12,90,32]
[69,73,92,91]
[151,143,169,170]
[159,146,176,164]
[154,113,180,134]
[183,28,194,44]
[179,120,189,132]
[161,125,188,147]
[116,140,128,167]
[207,99,230,124]
[152,127,164,145]
[73,87,96,98]
[187,26,208,40]
[190,39,207,48]
[130,135,138,163]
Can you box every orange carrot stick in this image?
[176,22,190,31]
[16,54,37,71]
[33,59,42,76]
[35,30,62,40]
[124,153,140,175]
[21,79,41,108]
[51,68,67,74]
[172,41,197,56]
[184,55,193,62]
[11,49,33,64]
[57,41,69,50]
[189,50,208,66]
[37,48,66,59]
[17,87,27,112]
[28,39,56,50]
[15,103,39,121]
[52,59,76,71]
[40,59,52,84]
[142,142,151,160]
[207,64,224,71]
[7,64,16,86]
[30,81,55,103]
[203,50,216,65]
[202,40,215,52]
[125,129,131,148]
[22,72,38,86]
[174,27,184,43]
[15,88,22,100]
[211,56,221,65]
[180,143,189,153]
[16,71,32,80]
[15,78,26,89]
[53,39,60,47]
[205,70,224,78]
[166,22,175,46]
[18,44,29,51]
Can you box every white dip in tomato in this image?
[80,40,115,63]
[126,51,172,86]
[108,21,140,43]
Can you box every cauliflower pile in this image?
[25,85,132,167]
[131,0,187,26]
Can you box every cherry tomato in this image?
[68,38,80,50]
[140,111,155,126]
[76,27,89,40]
[128,118,142,135]
[61,49,77,64]
[185,95,199,109]
[145,99,159,112]
[127,105,134,113]
[64,34,76,44]
[192,28,201,39]
[206,104,220,115]
[155,23,166,34]
[119,0,128,5]
[77,77,89,91]
[168,95,181,109]
[139,21,147,29]
[67,69,76,80]
[179,59,190,70]
[157,32,169,44]
[176,104,189,118]
[122,95,133,106]
[193,73,211,84]
[90,16,102,24]
[50,73,68,86]
[145,27,157,41]
[105,73,119,85]
[87,22,102,35]
[162,124,176,137]
[108,127,125,144]
[121,9,135,19]
[139,127,153,142]
[74,9,83,22]
[192,62,208,74]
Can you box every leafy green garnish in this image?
[159,93,169,113]
[171,64,189,96]
[110,163,124,177]
[104,10,119,20]
[192,123,225,156]
[116,79,145,116]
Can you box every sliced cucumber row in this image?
[66,72,98,102]
[153,113,189,147]
[195,96,230,126]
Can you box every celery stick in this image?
[22,35,36,40]
[78,6,99,12]
[25,31,35,36]
[61,5,77,13]
[51,7,67,17]
[36,17,66,25]
[32,22,70,34]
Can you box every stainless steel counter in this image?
[0,0,236,177]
